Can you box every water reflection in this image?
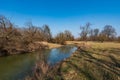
[0,45,77,80]
[0,54,37,80]
[47,45,77,65]
[35,45,77,65]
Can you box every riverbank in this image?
[0,45,76,80]
[0,41,63,57]
[60,41,120,80]
[25,41,120,80]
[36,41,63,49]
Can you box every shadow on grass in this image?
[61,48,120,80]
[25,48,120,80]
[66,61,96,80]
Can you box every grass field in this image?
[60,41,120,80]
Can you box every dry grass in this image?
[25,52,63,80]
[66,41,120,49]
[36,41,62,49]
[61,41,120,80]
[25,41,120,80]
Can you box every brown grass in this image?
[61,41,120,80]
[25,41,120,80]
[36,41,62,49]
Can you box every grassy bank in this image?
[37,42,63,49]
[60,42,120,80]
[0,41,62,57]
[25,42,120,80]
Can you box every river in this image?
[0,45,77,80]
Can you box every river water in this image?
[0,45,77,80]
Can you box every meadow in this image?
[60,41,120,80]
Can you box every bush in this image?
[54,30,74,44]
[0,16,49,56]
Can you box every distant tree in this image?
[79,22,91,41]
[89,29,94,41]
[54,30,74,44]
[98,32,106,42]
[42,25,52,42]
[102,25,116,41]
[54,32,66,44]
[64,30,74,41]
[94,29,99,37]
[89,28,99,41]
[117,36,120,42]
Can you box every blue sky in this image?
[0,0,120,37]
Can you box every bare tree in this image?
[102,25,116,40]
[42,25,52,42]
[0,15,21,55]
[54,30,74,44]
[80,22,91,41]
[89,28,99,41]
[117,36,120,42]
[94,28,99,37]
[54,32,66,44]
[64,30,74,41]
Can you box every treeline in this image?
[78,22,120,42]
[0,15,52,56]
[0,15,74,56]
[53,30,74,44]
[0,15,120,56]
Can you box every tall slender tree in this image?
[42,25,52,42]
[80,22,91,41]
